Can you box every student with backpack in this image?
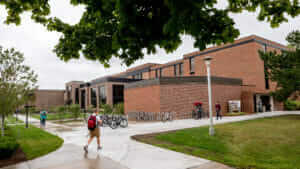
[84,111,102,153]
[40,110,47,128]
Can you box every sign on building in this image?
[228,100,241,113]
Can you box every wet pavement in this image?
[3,111,300,169]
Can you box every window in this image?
[179,63,183,76]
[80,90,86,109]
[262,44,270,89]
[75,88,79,104]
[113,85,124,105]
[155,69,158,78]
[90,88,97,108]
[98,86,106,105]
[189,57,195,74]
[159,68,162,77]
[174,65,177,76]
[132,73,143,79]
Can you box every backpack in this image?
[88,115,97,131]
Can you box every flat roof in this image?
[125,76,242,89]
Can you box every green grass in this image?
[224,112,250,116]
[5,115,23,124]
[135,115,300,169]
[6,125,63,160]
[31,113,85,121]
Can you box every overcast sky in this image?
[0,1,299,90]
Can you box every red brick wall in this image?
[34,90,65,110]
[125,82,241,119]
[160,83,241,118]
[125,85,161,113]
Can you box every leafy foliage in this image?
[1,1,300,66]
[114,103,124,114]
[101,104,113,114]
[0,46,38,136]
[0,135,19,159]
[259,31,300,101]
[69,104,82,119]
[284,100,300,110]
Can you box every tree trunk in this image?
[1,114,5,137]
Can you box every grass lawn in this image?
[6,125,64,160]
[134,115,300,169]
[31,113,84,121]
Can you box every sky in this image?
[0,1,299,90]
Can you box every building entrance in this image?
[254,94,274,112]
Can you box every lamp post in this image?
[25,93,34,128]
[204,56,215,136]
[16,94,22,122]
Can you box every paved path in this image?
[3,111,300,169]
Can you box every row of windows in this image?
[130,59,195,79]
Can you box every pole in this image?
[26,105,29,128]
[206,62,215,136]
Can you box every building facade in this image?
[62,35,287,116]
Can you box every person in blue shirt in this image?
[40,110,47,128]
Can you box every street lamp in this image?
[16,94,22,122]
[25,93,34,128]
[204,56,215,136]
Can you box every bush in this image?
[69,104,81,119]
[0,136,19,159]
[284,100,300,110]
[56,106,66,121]
[102,104,113,114]
[114,103,124,115]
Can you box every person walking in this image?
[40,110,47,128]
[215,102,222,120]
[84,111,102,153]
[196,102,203,119]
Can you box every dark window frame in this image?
[90,88,97,108]
[98,85,107,105]
[189,57,195,74]
[174,65,177,76]
[179,63,183,76]
[159,68,162,77]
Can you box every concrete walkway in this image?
[3,111,300,169]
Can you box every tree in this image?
[1,1,300,66]
[0,46,38,136]
[259,30,300,101]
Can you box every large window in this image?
[262,44,270,89]
[159,68,162,77]
[132,73,143,79]
[174,65,177,76]
[189,57,195,74]
[113,85,124,105]
[75,88,79,104]
[98,86,106,105]
[90,88,97,108]
[80,90,86,109]
[179,63,183,76]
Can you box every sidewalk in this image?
[4,111,300,169]
[2,116,129,169]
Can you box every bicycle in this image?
[162,112,174,122]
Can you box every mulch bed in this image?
[0,148,27,168]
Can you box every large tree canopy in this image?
[260,30,300,101]
[1,0,300,66]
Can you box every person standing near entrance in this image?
[215,102,222,120]
[84,111,102,153]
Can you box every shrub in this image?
[56,106,66,121]
[102,104,113,114]
[0,136,19,159]
[86,105,95,114]
[69,104,81,119]
[284,100,300,110]
[114,103,124,115]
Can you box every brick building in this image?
[63,35,287,117]
[33,90,65,110]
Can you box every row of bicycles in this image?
[133,112,176,122]
[84,114,128,129]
